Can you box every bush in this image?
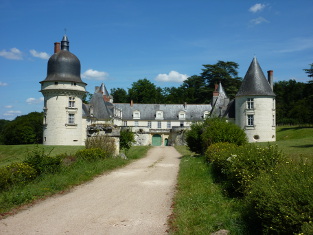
[75,148,107,161]
[120,128,135,154]
[206,143,284,195]
[24,146,62,175]
[201,118,248,150]
[246,159,313,234]
[0,162,37,190]
[85,135,116,157]
[185,122,205,154]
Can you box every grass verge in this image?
[0,146,150,217]
[169,146,247,234]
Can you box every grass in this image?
[0,145,150,216]
[0,145,84,167]
[169,146,247,234]
[257,126,313,160]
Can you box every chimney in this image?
[212,83,219,105]
[267,70,274,90]
[54,42,61,53]
[130,100,133,107]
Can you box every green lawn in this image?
[0,145,84,167]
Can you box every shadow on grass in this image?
[291,144,313,148]
[278,126,313,132]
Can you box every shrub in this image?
[85,135,116,157]
[246,159,313,234]
[0,162,37,190]
[120,128,135,154]
[185,122,205,154]
[206,143,284,196]
[75,148,107,161]
[201,118,248,150]
[24,146,62,175]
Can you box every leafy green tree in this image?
[201,61,242,99]
[110,88,128,103]
[128,78,164,103]
[2,112,43,145]
[0,119,10,144]
[304,63,313,80]
[120,128,135,154]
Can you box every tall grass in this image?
[0,146,150,216]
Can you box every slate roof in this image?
[41,35,86,84]
[114,103,212,121]
[236,57,275,97]
[87,93,114,120]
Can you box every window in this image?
[71,82,76,86]
[167,121,171,129]
[147,121,152,128]
[158,121,161,128]
[68,114,75,124]
[135,121,139,127]
[133,111,140,119]
[54,82,58,85]
[69,97,75,108]
[180,122,184,127]
[123,121,127,126]
[156,111,163,119]
[247,114,254,126]
[247,98,254,109]
[178,111,186,120]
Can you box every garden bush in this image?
[24,146,62,175]
[246,159,313,234]
[206,143,285,195]
[75,148,107,161]
[0,162,37,190]
[85,135,116,157]
[185,122,205,154]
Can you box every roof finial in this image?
[61,33,69,51]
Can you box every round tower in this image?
[40,35,87,145]
[235,57,276,142]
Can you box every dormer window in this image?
[156,111,163,120]
[178,111,186,120]
[133,110,140,119]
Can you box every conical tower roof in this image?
[236,57,275,97]
[41,35,86,84]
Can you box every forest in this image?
[0,61,312,145]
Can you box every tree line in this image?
[0,62,312,145]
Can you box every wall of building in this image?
[235,96,276,142]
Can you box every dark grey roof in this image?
[236,57,275,97]
[114,103,212,121]
[86,93,114,120]
[41,35,86,84]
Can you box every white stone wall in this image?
[236,96,276,142]
[42,82,86,146]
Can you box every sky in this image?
[0,0,312,120]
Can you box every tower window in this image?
[247,114,254,126]
[69,97,75,108]
[247,98,254,109]
[68,114,75,124]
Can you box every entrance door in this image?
[152,134,162,146]
[164,138,168,146]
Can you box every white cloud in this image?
[3,110,22,116]
[5,105,12,108]
[0,48,23,60]
[249,3,266,13]
[26,97,44,104]
[81,69,109,81]
[0,82,8,86]
[250,17,269,25]
[29,49,50,60]
[155,71,188,83]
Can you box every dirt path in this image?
[0,146,181,235]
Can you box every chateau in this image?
[40,35,276,147]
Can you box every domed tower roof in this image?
[41,35,86,84]
[236,57,275,97]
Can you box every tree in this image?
[304,63,313,80]
[119,128,135,154]
[0,119,10,144]
[2,112,43,145]
[201,61,242,99]
[110,88,128,103]
[128,78,164,103]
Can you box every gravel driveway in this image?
[0,146,181,235]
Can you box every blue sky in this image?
[0,0,312,120]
